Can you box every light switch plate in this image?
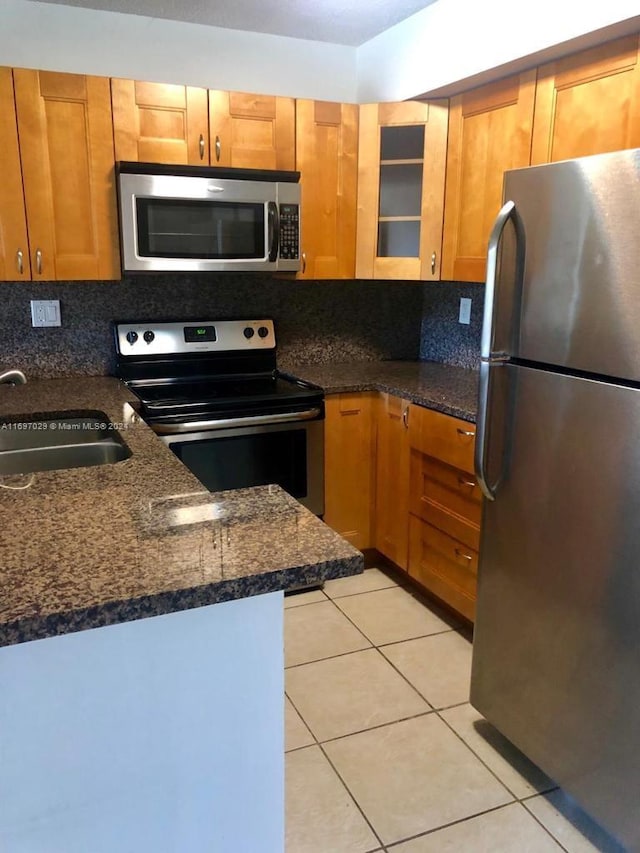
[458,297,472,325]
[31,300,61,328]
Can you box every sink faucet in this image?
[0,369,27,386]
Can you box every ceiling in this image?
[33,0,439,46]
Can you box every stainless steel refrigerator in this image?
[471,148,640,851]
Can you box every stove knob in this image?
[125,330,138,345]
[143,330,155,344]
[258,326,269,339]
[243,327,255,339]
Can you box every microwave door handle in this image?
[267,202,279,262]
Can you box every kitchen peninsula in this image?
[0,377,362,853]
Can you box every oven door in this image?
[160,418,324,516]
[119,172,285,273]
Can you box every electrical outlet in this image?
[458,297,472,325]
[31,300,61,328]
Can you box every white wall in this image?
[357,0,640,101]
[1,0,639,104]
[0,0,357,101]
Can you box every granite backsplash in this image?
[0,275,483,377]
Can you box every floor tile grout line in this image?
[435,706,536,804]
[372,645,439,711]
[382,800,553,850]
[519,798,573,853]
[326,587,460,651]
[313,708,437,747]
[317,740,387,851]
[324,581,399,601]
[285,691,386,851]
[285,643,374,670]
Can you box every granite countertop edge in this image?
[0,377,364,648]
[282,360,479,423]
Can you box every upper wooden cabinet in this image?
[296,100,358,279]
[531,34,640,164]
[13,69,119,280]
[208,91,295,170]
[442,70,536,283]
[112,79,209,164]
[0,68,30,281]
[356,101,448,280]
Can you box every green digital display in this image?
[184,325,216,343]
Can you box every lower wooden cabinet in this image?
[324,393,376,549]
[374,393,411,570]
[408,516,478,622]
[324,390,481,622]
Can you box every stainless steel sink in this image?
[0,411,132,475]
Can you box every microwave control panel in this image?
[279,204,299,260]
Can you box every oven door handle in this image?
[151,407,322,435]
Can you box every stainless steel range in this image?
[115,319,324,514]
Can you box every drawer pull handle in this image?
[455,548,473,561]
[431,251,437,275]
[215,135,221,162]
[35,249,43,275]
[199,134,205,160]
[458,476,476,488]
[402,406,410,429]
[16,249,24,275]
[457,428,475,437]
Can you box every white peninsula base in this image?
[0,591,284,853]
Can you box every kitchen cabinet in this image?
[295,100,358,279]
[112,79,209,164]
[356,100,448,280]
[208,90,295,170]
[441,70,536,283]
[408,405,479,622]
[374,393,411,570]
[324,392,376,549]
[0,68,30,280]
[13,69,119,280]
[531,34,640,164]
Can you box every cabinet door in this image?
[14,70,119,281]
[442,70,536,283]
[357,100,448,280]
[209,91,295,170]
[0,68,30,281]
[531,34,640,164]
[112,79,209,164]
[374,393,411,570]
[324,393,376,550]
[296,100,358,279]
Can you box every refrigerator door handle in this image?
[482,200,523,360]
[475,360,513,501]
[475,360,495,499]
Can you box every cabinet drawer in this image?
[408,515,477,622]
[410,451,481,549]
[410,405,476,474]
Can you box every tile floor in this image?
[284,566,626,853]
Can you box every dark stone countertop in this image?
[282,360,479,423]
[0,377,362,647]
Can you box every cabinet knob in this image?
[199,134,205,160]
[35,249,43,276]
[16,249,24,276]
[215,135,221,162]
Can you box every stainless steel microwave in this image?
[116,162,301,274]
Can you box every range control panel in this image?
[115,319,275,356]
[279,204,299,261]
